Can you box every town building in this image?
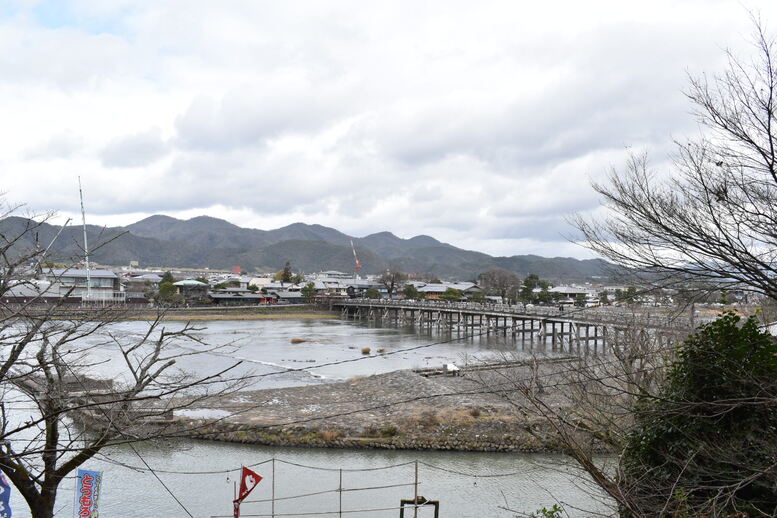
[43,268,124,302]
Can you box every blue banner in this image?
[74,469,102,518]
[0,472,11,518]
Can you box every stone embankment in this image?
[178,363,576,453]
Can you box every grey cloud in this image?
[349,21,705,176]
[10,1,777,259]
[174,83,349,151]
[487,217,583,243]
[100,128,169,168]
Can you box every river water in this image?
[5,318,611,517]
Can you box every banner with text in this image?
[74,469,102,518]
[0,472,12,518]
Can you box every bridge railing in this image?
[334,298,711,329]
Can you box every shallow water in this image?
[74,317,563,390]
[9,441,611,518]
[4,318,611,517]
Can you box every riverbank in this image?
[7,303,339,321]
[124,304,338,321]
[175,361,578,453]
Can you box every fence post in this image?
[272,458,276,518]
[414,460,419,518]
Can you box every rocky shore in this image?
[176,363,576,453]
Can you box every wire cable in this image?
[243,482,414,504]
[212,505,414,517]
[275,459,415,472]
[418,461,533,478]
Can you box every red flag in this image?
[237,466,262,502]
[233,466,263,517]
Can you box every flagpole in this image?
[271,458,276,518]
[234,467,240,518]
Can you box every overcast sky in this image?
[2,1,776,258]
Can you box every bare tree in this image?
[479,267,521,302]
[0,202,246,518]
[379,265,408,297]
[493,19,777,517]
[471,315,678,517]
[575,20,777,300]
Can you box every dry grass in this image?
[437,408,476,426]
[318,429,343,441]
[290,338,307,344]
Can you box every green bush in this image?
[527,504,564,518]
[620,313,777,516]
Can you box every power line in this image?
[2,313,673,480]
[178,300,682,385]
[170,351,669,445]
[276,459,416,472]
[2,350,666,454]
[3,350,665,473]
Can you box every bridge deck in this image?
[333,299,705,331]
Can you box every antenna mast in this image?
[78,176,91,302]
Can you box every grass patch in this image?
[380,425,399,437]
[318,429,343,441]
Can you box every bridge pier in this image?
[332,301,687,359]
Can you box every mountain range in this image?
[1,215,612,281]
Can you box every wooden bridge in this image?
[332,299,708,355]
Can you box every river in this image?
[5,317,611,517]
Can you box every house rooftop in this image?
[173,279,208,287]
[47,268,117,279]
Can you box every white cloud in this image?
[2,0,777,258]
[24,131,83,159]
